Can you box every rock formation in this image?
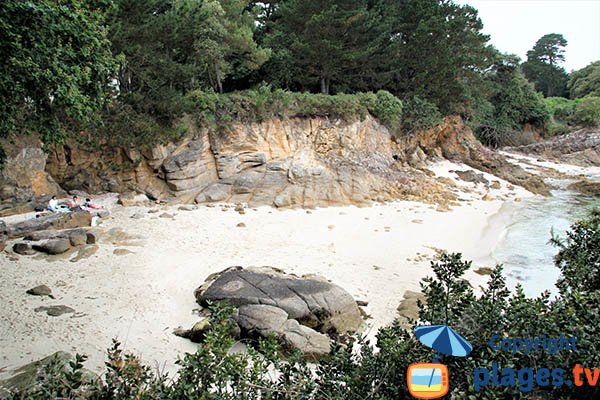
[507,128,600,167]
[0,137,64,206]
[191,267,365,358]
[2,115,552,209]
[2,211,92,239]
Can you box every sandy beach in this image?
[0,157,585,379]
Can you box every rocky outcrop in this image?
[396,116,550,196]
[2,115,550,208]
[507,128,600,167]
[196,267,364,334]
[2,211,91,239]
[192,267,364,358]
[43,116,445,207]
[236,304,331,358]
[0,136,65,211]
[568,180,600,196]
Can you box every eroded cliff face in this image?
[0,136,64,205]
[2,115,549,209]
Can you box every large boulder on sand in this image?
[12,242,35,255]
[118,191,150,207]
[195,267,364,336]
[24,228,87,247]
[236,304,331,359]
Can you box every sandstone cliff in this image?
[1,115,549,209]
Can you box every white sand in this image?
[0,160,538,379]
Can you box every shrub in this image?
[544,97,577,123]
[544,96,600,128]
[367,90,403,131]
[87,103,188,150]
[401,96,442,133]
[547,122,570,137]
[183,87,403,132]
[570,96,600,127]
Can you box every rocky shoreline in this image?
[0,120,598,384]
[1,116,553,213]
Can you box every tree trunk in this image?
[215,64,223,94]
[320,77,330,95]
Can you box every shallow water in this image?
[489,186,598,298]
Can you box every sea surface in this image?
[488,180,598,298]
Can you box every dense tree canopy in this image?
[0,0,118,142]
[476,53,549,147]
[568,61,600,99]
[261,0,381,95]
[109,0,269,120]
[260,0,494,111]
[0,0,564,149]
[521,33,569,98]
[374,0,494,114]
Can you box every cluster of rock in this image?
[1,114,555,211]
[176,267,365,359]
[0,211,101,258]
[507,128,600,167]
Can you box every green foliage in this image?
[93,103,188,149]
[545,97,577,123]
[521,33,569,97]
[401,96,442,133]
[0,0,557,154]
[9,353,92,399]
[546,122,570,137]
[569,61,600,99]
[476,54,550,147]
[419,253,475,326]
[545,96,600,128]
[375,0,494,115]
[262,0,382,95]
[369,90,403,131]
[183,87,403,131]
[551,211,600,293]
[0,0,118,144]
[109,0,269,116]
[570,96,600,127]
[260,0,493,113]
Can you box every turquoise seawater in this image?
[488,183,598,298]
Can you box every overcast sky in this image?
[454,0,600,72]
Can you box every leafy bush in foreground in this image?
[8,213,599,399]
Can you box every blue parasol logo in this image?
[407,325,472,399]
[415,324,473,357]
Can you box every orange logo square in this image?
[407,362,449,399]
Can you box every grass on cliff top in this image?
[182,87,404,131]
[83,88,412,150]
